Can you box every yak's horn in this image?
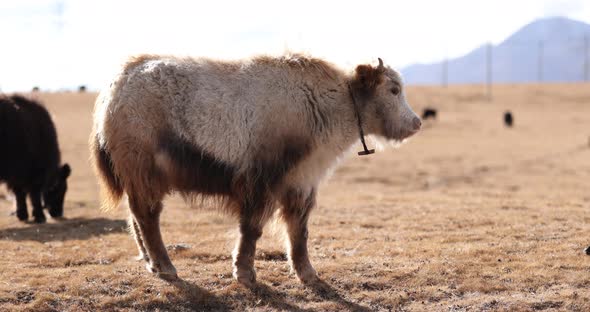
[377,58,384,72]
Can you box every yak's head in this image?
[43,164,71,218]
[350,58,421,142]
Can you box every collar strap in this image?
[348,83,375,156]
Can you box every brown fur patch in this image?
[350,64,384,99]
[280,188,315,219]
[233,136,313,224]
[250,136,313,192]
[157,131,236,197]
[90,134,123,210]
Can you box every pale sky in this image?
[1,0,589,91]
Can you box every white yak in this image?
[90,53,421,287]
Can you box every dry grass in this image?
[1,84,590,311]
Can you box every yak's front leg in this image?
[233,198,271,287]
[13,188,28,221]
[280,188,318,284]
[30,188,46,223]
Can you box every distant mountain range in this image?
[402,17,590,84]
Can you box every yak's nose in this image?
[412,116,422,131]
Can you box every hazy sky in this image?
[1,0,589,91]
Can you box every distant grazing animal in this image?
[422,108,437,120]
[504,111,513,127]
[0,95,71,223]
[78,85,87,93]
[91,54,421,286]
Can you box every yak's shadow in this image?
[162,276,370,311]
[102,278,231,311]
[140,278,299,311]
[248,278,370,311]
[0,217,127,242]
[166,279,230,311]
[307,279,372,312]
[249,282,316,312]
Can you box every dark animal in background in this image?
[31,86,40,92]
[422,108,437,120]
[0,95,71,223]
[504,111,513,127]
[78,85,87,93]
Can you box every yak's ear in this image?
[60,164,71,179]
[351,59,385,98]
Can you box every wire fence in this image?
[412,36,590,100]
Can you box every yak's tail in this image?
[90,132,124,210]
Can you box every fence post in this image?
[538,40,544,82]
[486,42,492,101]
[585,35,589,82]
[442,57,448,88]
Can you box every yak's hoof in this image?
[16,211,28,221]
[146,263,178,281]
[234,267,256,287]
[584,246,590,256]
[135,253,149,262]
[48,211,63,218]
[296,267,319,285]
[157,271,179,281]
[33,215,46,224]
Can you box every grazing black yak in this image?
[504,111,513,127]
[0,95,71,223]
[422,108,437,120]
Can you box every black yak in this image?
[422,108,437,120]
[0,95,71,223]
[504,111,513,127]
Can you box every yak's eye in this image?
[391,86,400,95]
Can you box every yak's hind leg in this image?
[280,187,319,284]
[128,195,177,280]
[233,196,273,287]
[128,216,149,262]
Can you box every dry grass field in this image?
[1,84,589,311]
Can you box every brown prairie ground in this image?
[1,84,589,311]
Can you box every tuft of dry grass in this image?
[1,84,590,311]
